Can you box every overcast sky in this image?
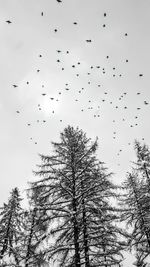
[1,0,150,265]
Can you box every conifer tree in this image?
[29,126,125,266]
[0,187,23,265]
[120,172,150,265]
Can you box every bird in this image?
[73,22,77,25]
[42,93,46,96]
[104,13,106,17]
[6,20,12,24]
[86,39,92,42]
[41,12,44,16]
[13,85,18,88]
[56,0,62,2]
[16,111,20,113]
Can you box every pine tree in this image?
[29,126,125,266]
[120,172,150,265]
[0,187,23,265]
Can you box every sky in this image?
[0,0,150,265]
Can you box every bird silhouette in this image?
[6,20,12,24]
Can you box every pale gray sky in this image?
[0,0,150,265]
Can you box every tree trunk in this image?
[72,196,81,267]
[81,181,90,267]
[25,208,36,267]
[71,152,81,267]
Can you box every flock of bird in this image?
[5,1,149,167]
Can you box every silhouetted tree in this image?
[120,172,150,265]
[0,187,23,265]
[29,126,125,266]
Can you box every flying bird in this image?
[6,20,12,24]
